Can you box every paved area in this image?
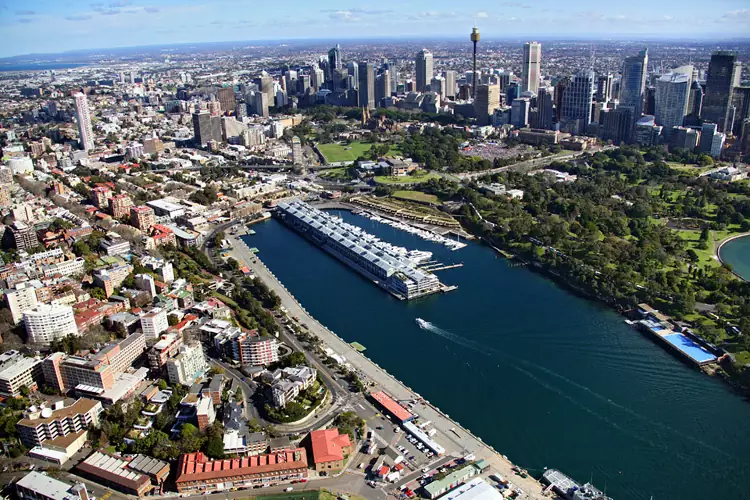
[227,234,548,499]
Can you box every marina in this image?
[541,469,612,500]
[275,200,453,300]
[357,210,468,251]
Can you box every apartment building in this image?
[42,258,86,278]
[93,263,133,297]
[24,303,79,344]
[0,350,43,396]
[17,398,102,448]
[267,366,317,408]
[90,187,112,208]
[212,324,278,367]
[108,194,133,219]
[140,308,168,340]
[42,332,146,393]
[165,343,206,386]
[141,256,174,284]
[5,281,39,324]
[130,205,155,231]
[148,333,183,369]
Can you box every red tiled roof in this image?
[175,450,307,484]
[310,428,351,464]
[370,391,414,422]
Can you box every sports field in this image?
[374,172,440,185]
[317,142,373,163]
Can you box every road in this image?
[226,233,548,499]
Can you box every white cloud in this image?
[475,11,489,19]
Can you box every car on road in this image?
[422,467,430,473]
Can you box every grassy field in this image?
[319,167,353,180]
[392,190,439,204]
[374,172,440,185]
[676,229,720,269]
[318,141,401,163]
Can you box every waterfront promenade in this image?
[226,233,548,499]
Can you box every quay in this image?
[275,200,451,301]
[225,232,549,499]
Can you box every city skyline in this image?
[1,0,750,58]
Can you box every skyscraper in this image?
[599,107,633,144]
[415,49,433,93]
[259,72,274,107]
[535,86,554,130]
[560,70,595,134]
[655,73,691,138]
[376,70,391,106]
[703,51,742,134]
[192,111,211,147]
[596,73,613,102]
[358,62,375,110]
[444,70,457,99]
[522,42,541,95]
[474,83,500,126]
[328,45,342,82]
[74,92,94,151]
[217,87,236,116]
[431,76,446,99]
[471,26,480,98]
[311,67,325,91]
[554,77,570,122]
[618,48,648,141]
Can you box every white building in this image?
[5,281,39,324]
[23,304,79,344]
[166,343,207,385]
[8,156,34,175]
[42,258,86,278]
[522,41,542,95]
[74,93,94,151]
[141,256,174,284]
[16,471,90,500]
[125,142,144,160]
[0,350,42,396]
[655,73,691,138]
[140,308,168,340]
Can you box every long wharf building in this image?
[275,200,441,300]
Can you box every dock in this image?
[420,263,464,272]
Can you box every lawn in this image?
[318,141,401,163]
[392,190,439,204]
[319,167,352,180]
[676,229,719,269]
[374,172,440,185]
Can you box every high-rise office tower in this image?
[259,72,274,107]
[599,107,633,144]
[358,62,375,110]
[328,45,341,82]
[596,74,613,102]
[655,73,691,138]
[619,48,648,141]
[431,76,446,99]
[535,86,554,130]
[474,83,500,126]
[732,86,750,136]
[560,70,595,134]
[347,62,359,90]
[522,42,541,95]
[554,77,570,122]
[444,71,457,99]
[192,111,212,147]
[506,82,520,105]
[311,67,325,91]
[284,70,298,95]
[376,70,391,106]
[74,92,94,151]
[217,87,236,115]
[471,26,480,98]
[298,74,311,95]
[511,97,531,128]
[686,80,704,124]
[415,49,433,93]
[703,51,741,134]
[253,92,269,117]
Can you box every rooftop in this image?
[77,451,150,491]
[18,398,100,428]
[15,471,84,500]
[310,428,351,463]
[175,449,307,483]
[370,391,414,422]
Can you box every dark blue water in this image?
[244,212,750,500]
[719,235,750,281]
[0,62,89,72]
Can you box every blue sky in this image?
[0,0,749,57]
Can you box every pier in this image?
[421,263,465,272]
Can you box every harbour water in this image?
[243,211,750,500]
[718,235,750,281]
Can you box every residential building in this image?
[90,187,111,208]
[7,221,39,251]
[108,195,133,219]
[100,236,130,257]
[17,398,102,449]
[147,224,176,248]
[148,333,183,369]
[166,343,207,386]
[308,428,352,472]
[76,451,153,496]
[5,281,39,324]
[702,51,741,133]
[42,258,86,279]
[141,256,174,284]
[93,263,133,297]
[521,42,541,95]
[415,49,433,93]
[141,308,168,340]
[0,350,43,396]
[130,205,155,231]
[174,450,308,493]
[74,93,94,151]
[196,395,215,431]
[24,304,78,344]
[269,366,317,408]
[213,325,279,366]
[16,472,90,500]
[42,332,146,393]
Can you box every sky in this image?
[0,0,749,58]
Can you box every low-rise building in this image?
[174,449,308,493]
[76,451,153,496]
[16,471,90,500]
[100,236,131,257]
[267,366,317,408]
[309,428,352,472]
